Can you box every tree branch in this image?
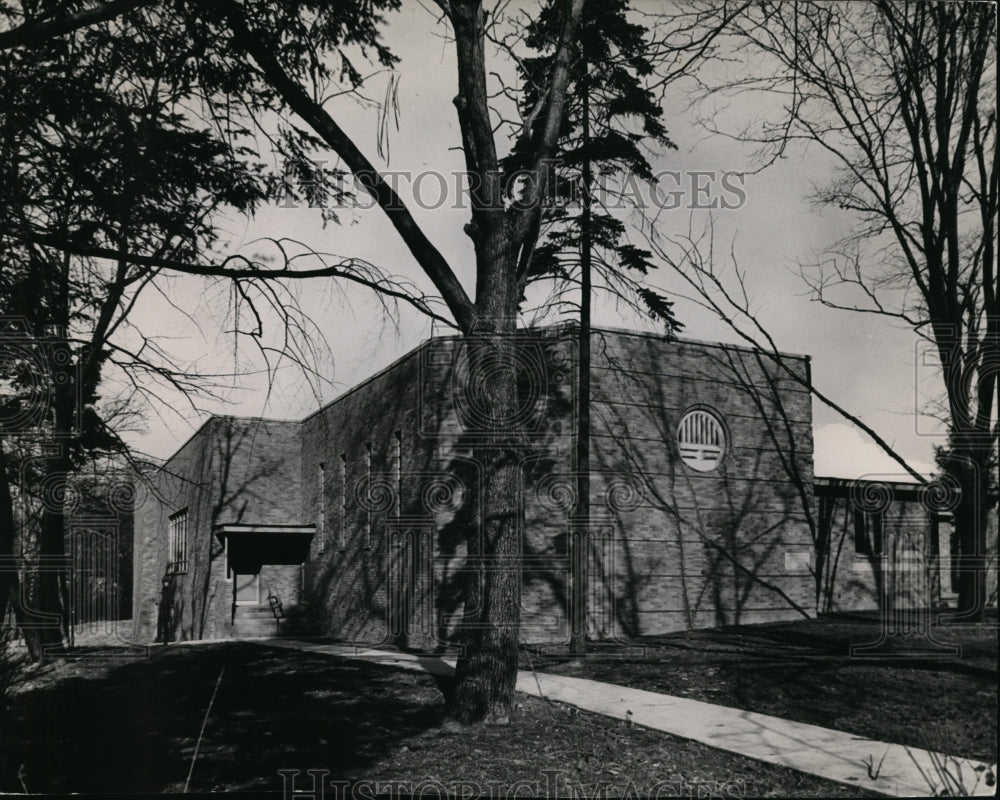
[0,0,149,50]
[18,230,458,328]
[212,0,476,332]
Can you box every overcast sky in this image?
[116,1,946,481]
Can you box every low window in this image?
[167,509,188,573]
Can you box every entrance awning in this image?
[214,523,315,573]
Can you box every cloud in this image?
[813,423,936,481]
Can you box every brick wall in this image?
[297,326,816,644]
[522,328,816,638]
[132,416,302,642]
[300,343,426,645]
[134,325,823,645]
[815,478,998,616]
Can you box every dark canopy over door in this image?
[215,523,315,574]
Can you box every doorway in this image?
[234,572,260,605]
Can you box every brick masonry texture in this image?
[131,325,967,647]
[815,477,998,616]
[132,417,303,641]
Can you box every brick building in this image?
[814,477,997,619]
[132,325,821,645]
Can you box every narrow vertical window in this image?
[168,509,188,573]
[340,453,347,550]
[950,525,961,592]
[853,509,869,555]
[394,431,402,517]
[854,510,883,556]
[317,462,326,538]
[869,511,883,556]
[365,442,373,547]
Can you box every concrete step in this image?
[231,604,317,637]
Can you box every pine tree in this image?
[510,0,682,652]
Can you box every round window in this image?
[677,408,727,472]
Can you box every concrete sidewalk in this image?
[260,639,996,798]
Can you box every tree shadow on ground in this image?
[4,642,444,794]
[644,612,999,676]
[529,614,998,763]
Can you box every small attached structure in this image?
[814,476,998,616]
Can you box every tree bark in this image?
[947,441,992,623]
[0,440,17,635]
[571,56,592,656]
[0,440,47,662]
[449,290,526,723]
[205,0,585,723]
[22,340,75,658]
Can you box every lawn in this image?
[1,640,879,797]
[0,612,993,796]
[529,612,998,764]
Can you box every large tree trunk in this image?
[0,440,46,662]
[449,240,526,724]
[20,335,76,659]
[0,441,18,636]
[34,451,70,655]
[449,432,524,723]
[942,321,997,623]
[948,441,992,623]
[571,47,592,657]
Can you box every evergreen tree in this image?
[510,0,682,651]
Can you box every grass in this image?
[528,612,998,764]
[1,612,993,796]
[1,640,879,797]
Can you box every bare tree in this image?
[4,0,587,721]
[0,3,282,657]
[184,0,589,724]
[674,0,998,619]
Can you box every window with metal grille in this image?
[167,509,188,573]
[677,408,726,472]
[853,509,884,556]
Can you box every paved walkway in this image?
[260,639,997,798]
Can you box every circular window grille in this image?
[677,408,727,472]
